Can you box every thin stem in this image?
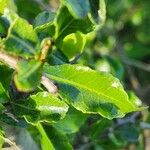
[0,134,21,150]
[0,49,57,94]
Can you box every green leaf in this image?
[34,11,56,40]
[36,123,55,150]
[54,107,88,134]
[0,113,27,127]
[61,0,106,28]
[12,92,69,123]
[0,104,4,114]
[3,17,40,58]
[14,59,42,92]
[44,64,144,119]
[0,0,8,14]
[55,6,95,46]
[61,0,90,18]
[89,119,112,141]
[0,82,9,103]
[0,64,13,91]
[37,124,73,150]
[89,0,106,27]
[61,31,86,59]
[48,49,69,65]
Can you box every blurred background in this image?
[2,0,150,149]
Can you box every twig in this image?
[33,0,50,11]
[41,76,58,94]
[115,41,141,90]
[0,50,57,94]
[0,134,21,150]
[0,51,18,69]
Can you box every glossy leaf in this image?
[12,92,69,123]
[44,64,143,119]
[3,17,40,58]
[14,59,42,92]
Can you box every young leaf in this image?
[12,92,69,123]
[61,31,86,59]
[14,59,42,92]
[44,64,144,119]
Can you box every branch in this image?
[0,50,57,94]
[116,42,150,72]
[115,41,141,90]
[0,134,21,150]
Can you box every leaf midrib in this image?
[44,73,135,112]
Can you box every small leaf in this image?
[12,92,69,123]
[36,123,55,150]
[37,124,73,150]
[89,0,106,27]
[48,49,69,65]
[44,64,144,119]
[62,31,86,59]
[54,107,88,134]
[89,119,112,141]
[61,0,90,18]
[14,59,42,92]
[0,113,27,127]
[34,11,56,40]
[55,6,95,46]
[3,17,40,58]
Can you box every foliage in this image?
[0,0,149,149]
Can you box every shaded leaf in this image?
[14,59,42,92]
[54,107,88,134]
[12,92,69,123]
[48,49,69,65]
[3,17,40,58]
[55,6,95,46]
[38,124,73,150]
[61,0,90,18]
[0,82,9,103]
[34,11,56,40]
